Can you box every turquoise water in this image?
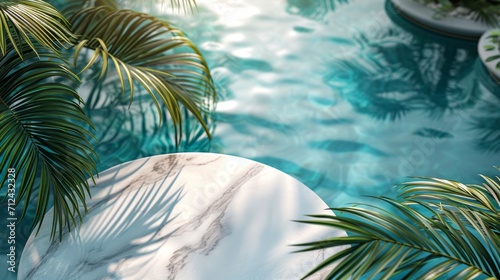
[166,0,499,207]
[2,0,500,279]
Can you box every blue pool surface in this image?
[2,0,500,279]
[168,0,499,206]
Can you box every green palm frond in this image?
[0,42,98,240]
[60,0,197,18]
[0,0,73,58]
[68,6,215,144]
[295,172,500,279]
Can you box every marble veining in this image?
[19,153,346,279]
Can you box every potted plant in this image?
[479,28,500,80]
[0,0,216,240]
[390,0,500,38]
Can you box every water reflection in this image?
[473,97,500,153]
[321,1,500,153]
[413,128,453,139]
[471,61,500,153]
[286,0,350,21]
[324,25,481,120]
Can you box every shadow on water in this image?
[311,0,500,198]
[216,112,292,135]
[385,0,500,154]
[323,21,481,121]
[321,0,500,129]
[309,140,389,157]
[471,60,500,154]
[412,128,453,139]
[472,98,500,153]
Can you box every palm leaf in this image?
[0,0,73,58]
[294,172,500,279]
[0,42,98,240]
[69,7,215,144]
[60,0,197,18]
[401,174,500,233]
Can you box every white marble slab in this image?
[18,153,346,280]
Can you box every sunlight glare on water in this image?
[152,0,500,207]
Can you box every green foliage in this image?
[0,41,98,240]
[0,0,73,57]
[295,171,500,279]
[421,0,500,26]
[0,0,215,240]
[69,6,215,143]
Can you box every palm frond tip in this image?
[0,0,73,58]
[70,7,215,143]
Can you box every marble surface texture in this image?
[18,153,346,279]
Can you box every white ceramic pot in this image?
[390,0,496,39]
[478,29,500,81]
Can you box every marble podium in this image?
[18,153,346,279]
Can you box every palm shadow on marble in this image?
[20,158,185,280]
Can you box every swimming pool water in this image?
[165,0,499,206]
[2,0,500,279]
